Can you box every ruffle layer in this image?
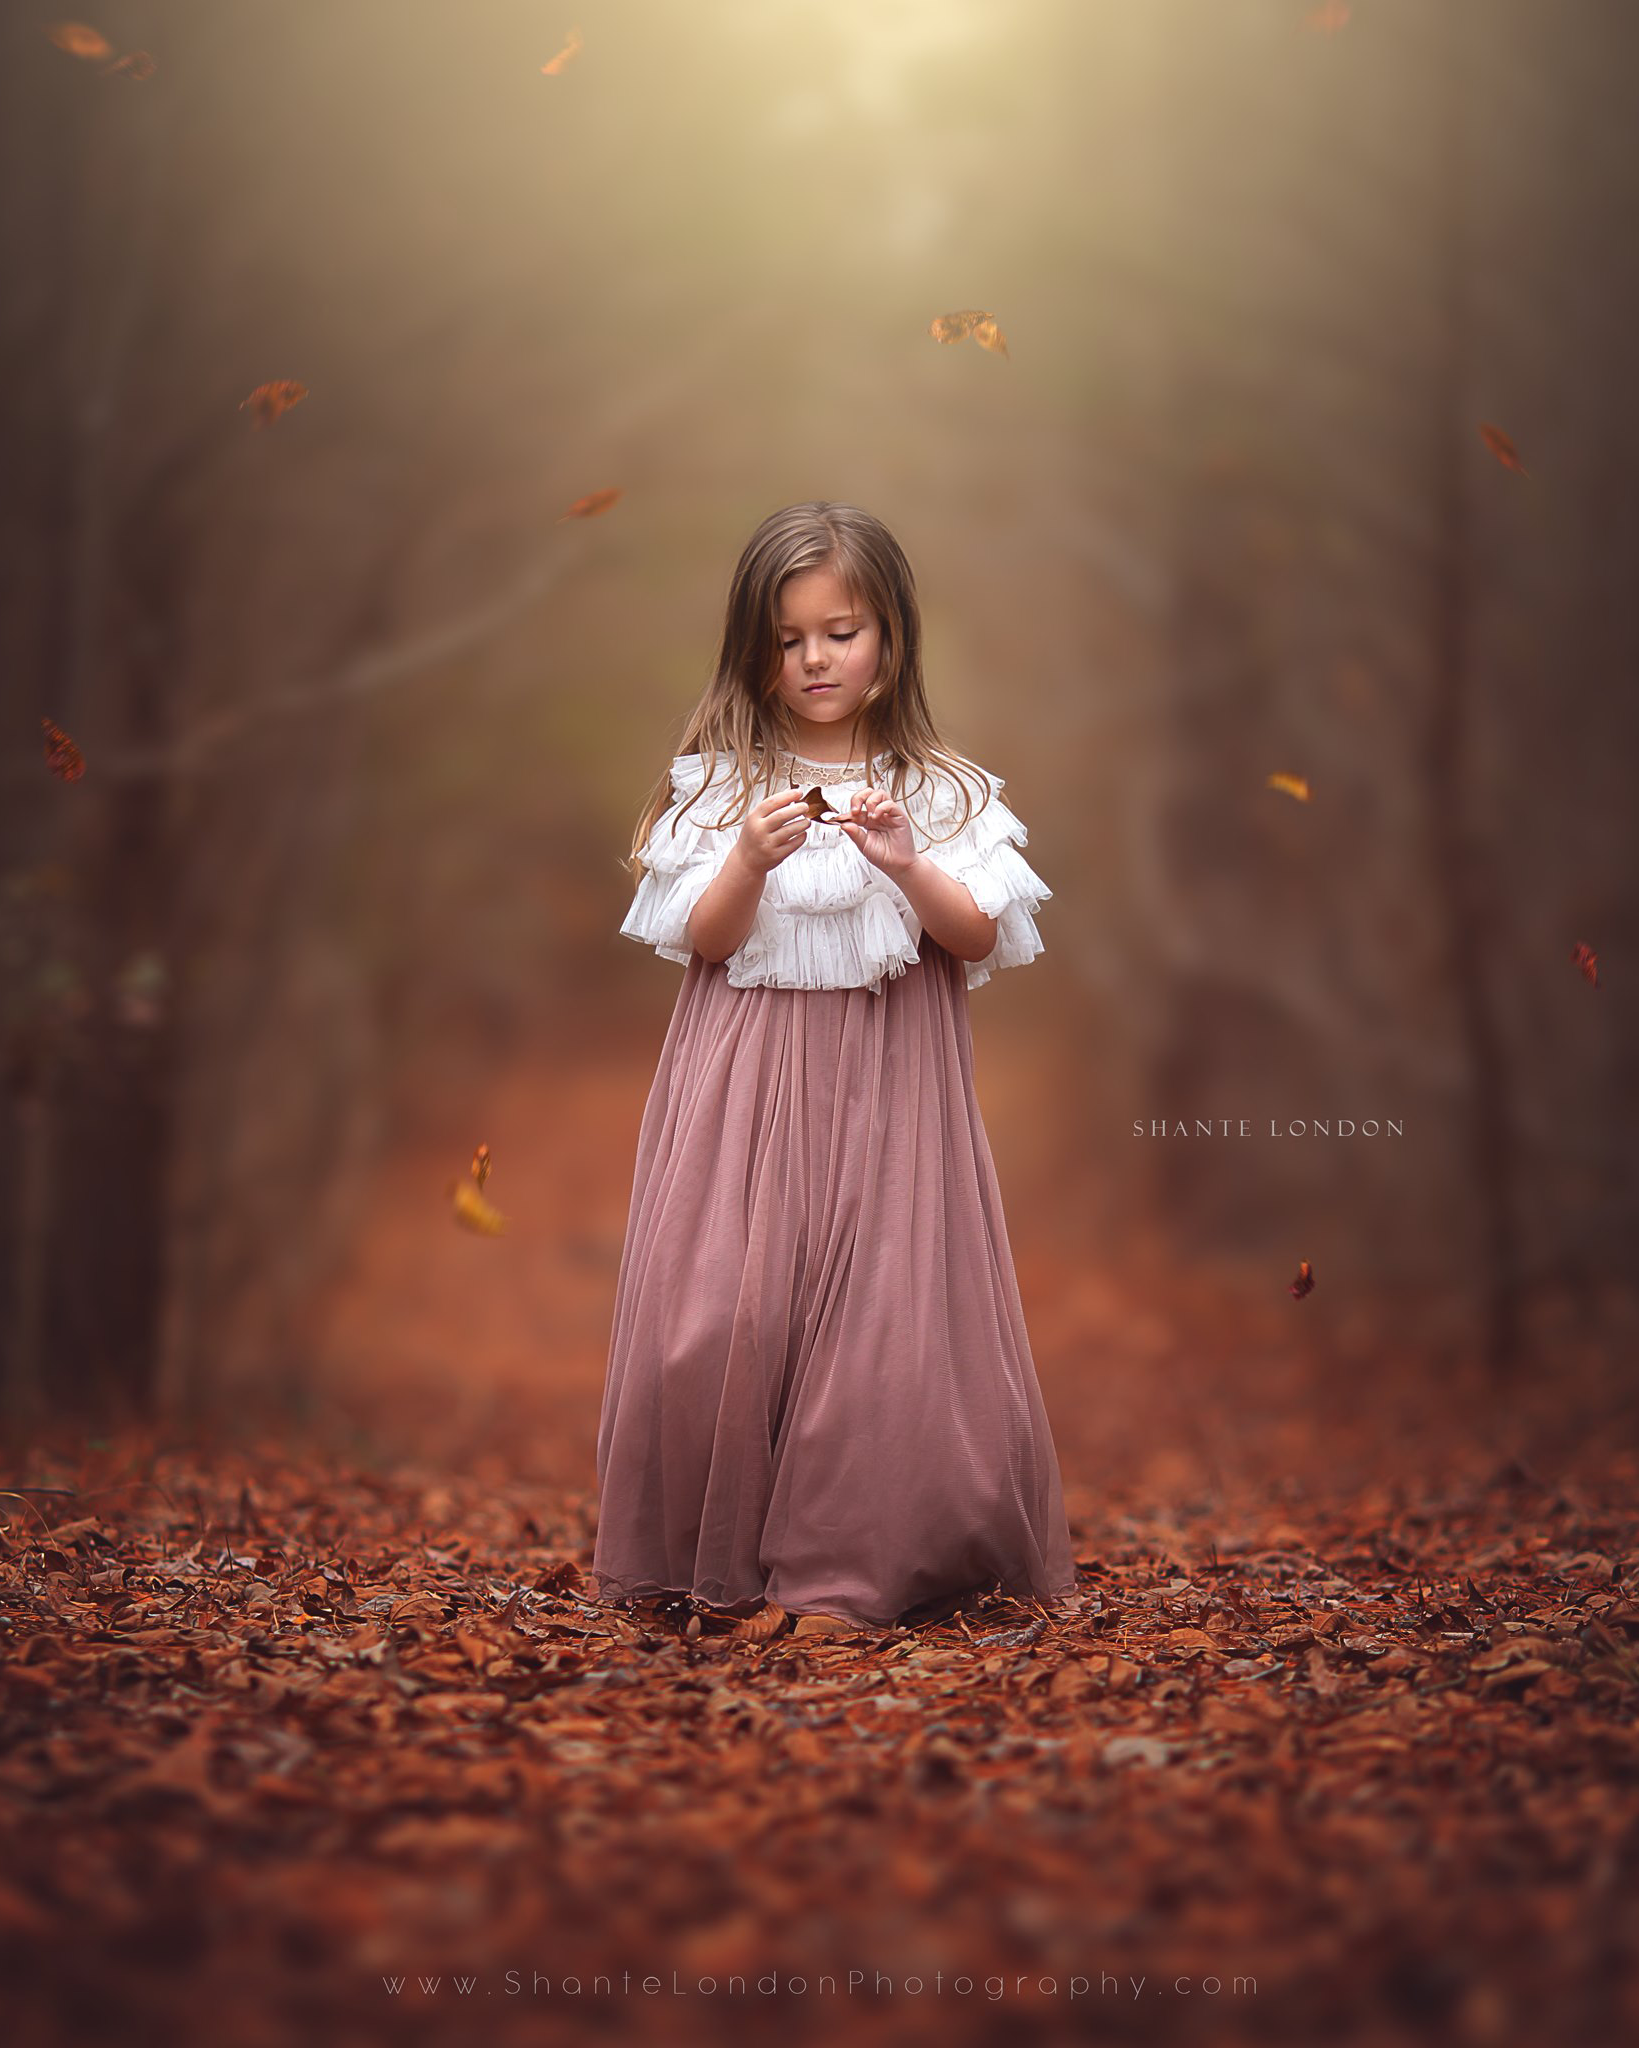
[617,755,742,964]
[909,767,1053,991]
[620,754,1051,992]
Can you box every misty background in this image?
[3,0,1635,1477]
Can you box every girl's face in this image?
[773,563,882,757]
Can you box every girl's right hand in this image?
[735,787,822,875]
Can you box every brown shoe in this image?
[730,1600,790,1641]
[790,1611,865,1638]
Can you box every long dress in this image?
[591,745,1077,1628]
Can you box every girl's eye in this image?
[783,632,858,649]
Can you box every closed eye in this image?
[782,632,858,649]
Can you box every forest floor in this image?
[3,1209,1638,2048]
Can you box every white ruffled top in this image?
[620,747,1051,993]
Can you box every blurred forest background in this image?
[3,0,1636,1487]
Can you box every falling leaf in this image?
[541,26,584,75]
[1266,773,1311,803]
[559,487,622,521]
[1479,421,1530,478]
[929,311,985,344]
[929,310,1009,357]
[240,381,309,428]
[45,22,113,59]
[41,717,86,782]
[448,1177,508,1235]
[929,309,1010,358]
[449,1146,506,1233]
[1288,1260,1315,1300]
[1304,1,1351,30]
[1571,942,1599,991]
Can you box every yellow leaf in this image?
[448,1179,508,1235]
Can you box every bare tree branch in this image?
[7,298,780,789]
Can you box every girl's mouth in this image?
[805,683,837,692]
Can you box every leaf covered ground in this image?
[3,1411,1638,2048]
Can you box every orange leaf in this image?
[1266,772,1311,802]
[929,310,1009,358]
[240,380,309,428]
[45,22,113,59]
[929,309,990,346]
[41,717,86,782]
[1288,1259,1315,1300]
[1479,421,1530,477]
[559,487,622,521]
[1571,941,1599,990]
[449,1146,505,1233]
[541,27,584,76]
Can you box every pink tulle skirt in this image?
[591,933,1077,1627]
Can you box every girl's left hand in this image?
[829,787,917,878]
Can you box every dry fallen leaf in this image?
[1571,941,1599,990]
[1288,1259,1315,1300]
[1266,772,1311,803]
[4,1418,1637,2046]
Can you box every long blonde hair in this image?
[625,502,992,881]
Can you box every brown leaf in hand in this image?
[1571,942,1599,990]
[41,718,85,782]
[541,27,584,75]
[240,381,309,427]
[800,786,837,824]
[559,487,622,521]
[1288,1259,1315,1300]
[1479,422,1530,477]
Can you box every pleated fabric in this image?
[591,931,1078,1629]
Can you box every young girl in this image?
[592,502,1077,1639]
